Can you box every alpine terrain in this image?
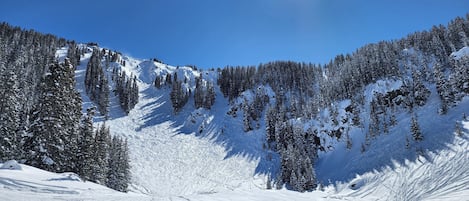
[0,14,469,201]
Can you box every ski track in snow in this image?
[108,87,259,197]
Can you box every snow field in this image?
[2,46,467,200]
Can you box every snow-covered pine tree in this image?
[194,75,204,109]
[62,58,83,172]
[66,42,81,67]
[242,99,253,132]
[129,75,139,111]
[98,74,110,118]
[85,48,110,117]
[154,74,162,88]
[113,70,138,113]
[106,136,130,192]
[91,123,110,184]
[26,61,81,172]
[411,68,431,107]
[77,107,96,181]
[194,75,216,109]
[0,62,20,162]
[449,56,469,100]
[411,115,423,142]
[170,73,189,113]
[433,62,451,114]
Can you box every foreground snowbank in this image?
[2,128,467,201]
[0,163,147,201]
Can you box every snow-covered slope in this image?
[76,50,263,198]
[1,121,467,201]
[2,46,468,201]
[0,162,147,201]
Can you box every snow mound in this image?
[0,160,22,170]
[348,177,366,190]
[0,162,148,201]
[450,46,469,60]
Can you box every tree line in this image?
[213,14,469,191]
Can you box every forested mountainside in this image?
[0,13,469,197]
[0,23,130,192]
[154,13,469,191]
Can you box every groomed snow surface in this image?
[1,47,468,200]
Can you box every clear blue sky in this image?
[0,0,468,68]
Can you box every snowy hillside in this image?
[65,46,469,200]
[77,45,469,200]
[2,18,469,200]
[0,161,147,201]
[74,49,264,197]
[1,118,467,200]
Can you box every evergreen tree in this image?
[26,61,80,172]
[170,73,189,113]
[243,100,253,132]
[0,62,20,161]
[77,107,96,181]
[154,75,162,89]
[85,48,110,116]
[62,59,83,172]
[433,63,451,114]
[411,115,423,142]
[91,123,110,184]
[107,136,130,192]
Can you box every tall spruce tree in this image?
[0,62,20,162]
[85,48,110,117]
[107,136,131,192]
[92,123,110,184]
[77,107,96,181]
[26,61,81,172]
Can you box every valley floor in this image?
[0,129,467,201]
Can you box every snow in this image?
[0,162,148,201]
[1,132,467,200]
[450,46,469,60]
[54,47,68,63]
[0,160,21,170]
[2,46,467,200]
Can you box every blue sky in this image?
[0,0,468,68]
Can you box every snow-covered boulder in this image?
[0,160,22,170]
[348,177,366,190]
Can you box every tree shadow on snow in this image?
[136,86,279,178]
[315,99,469,185]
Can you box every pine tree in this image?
[85,48,110,116]
[77,107,96,181]
[98,75,110,118]
[107,136,130,192]
[433,63,451,114]
[243,100,252,132]
[411,68,431,107]
[455,121,463,137]
[351,98,361,126]
[170,73,189,113]
[62,59,83,172]
[26,61,81,172]
[154,75,162,89]
[91,123,110,184]
[0,62,20,162]
[411,115,423,142]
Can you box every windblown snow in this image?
[0,46,468,201]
